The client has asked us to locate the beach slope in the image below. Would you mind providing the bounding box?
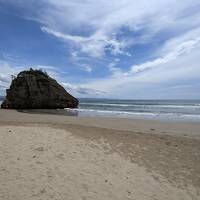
[0,109,200,200]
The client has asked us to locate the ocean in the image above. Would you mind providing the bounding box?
[1,98,200,121]
[66,99,200,121]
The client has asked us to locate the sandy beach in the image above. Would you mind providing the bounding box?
[0,109,200,200]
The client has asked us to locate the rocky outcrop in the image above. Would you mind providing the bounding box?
[1,69,78,109]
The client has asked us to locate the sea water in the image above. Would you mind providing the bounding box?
[65,99,200,121]
[1,98,200,121]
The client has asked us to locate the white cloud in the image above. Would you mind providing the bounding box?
[2,0,200,98]
[77,29,200,98]
[68,52,93,72]
[0,74,10,83]
[0,60,23,94]
[80,64,93,73]
[34,65,57,70]
[108,58,121,76]
[4,0,200,60]
[62,82,107,96]
[42,27,126,58]
[37,0,200,59]
[128,28,200,75]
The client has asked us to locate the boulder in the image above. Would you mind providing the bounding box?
[1,69,78,109]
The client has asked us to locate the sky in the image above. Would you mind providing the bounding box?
[0,0,200,99]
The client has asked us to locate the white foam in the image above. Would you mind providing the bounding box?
[66,108,154,115]
[80,103,134,107]
[80,103,200,109]
[65,108,200,120]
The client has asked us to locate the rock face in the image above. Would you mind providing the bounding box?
[1,69,78,109]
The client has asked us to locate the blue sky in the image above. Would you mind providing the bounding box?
[0,0,200,99]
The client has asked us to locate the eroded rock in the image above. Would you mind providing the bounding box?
[1,69,78,109]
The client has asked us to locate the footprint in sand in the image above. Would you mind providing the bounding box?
[56,153,65,160]
[34,147,45,152]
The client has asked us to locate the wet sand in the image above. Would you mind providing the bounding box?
[0,109,200,199]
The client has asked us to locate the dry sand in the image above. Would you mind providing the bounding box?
[0,109,200,200]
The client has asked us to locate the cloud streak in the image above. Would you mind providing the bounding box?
[62,82,107,96]
[78,28,200,98]
[4,1,200,56]
[129,30,200,75]
[1,0,200,98]
[41,26,126,58]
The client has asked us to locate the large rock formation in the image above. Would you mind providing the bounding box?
[1,69,78,109]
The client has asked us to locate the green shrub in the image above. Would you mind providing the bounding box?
[18,68,49,78]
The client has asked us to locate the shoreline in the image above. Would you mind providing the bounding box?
[0,109,200,138]
[0,109,200,199]
[22,107,200,122]
[2,98,200,123]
